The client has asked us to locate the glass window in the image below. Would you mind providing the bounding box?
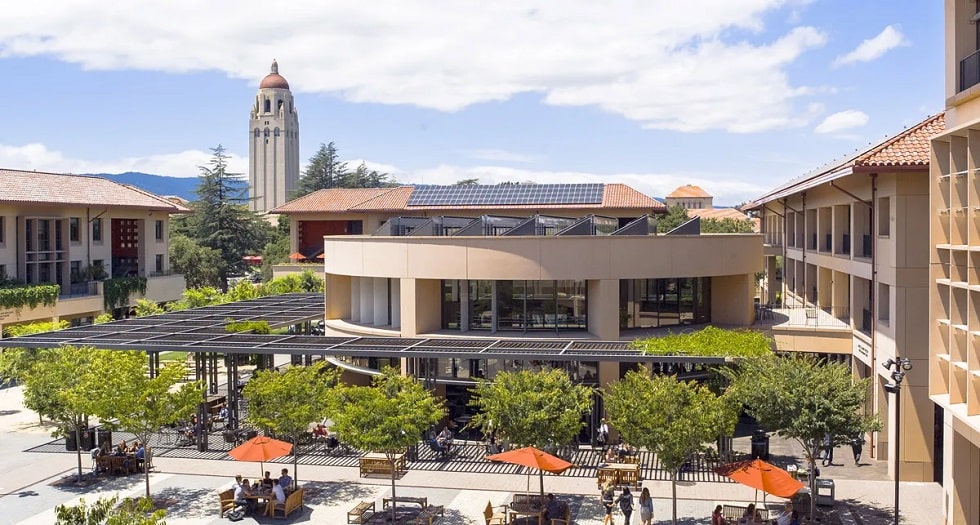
[92,218,102,242]
[556,280,587,329]
[468,280,493,330]
[0,215,4,243]
[155,220,164,240]
[441,280,461,329]
[155,254,164,274]
[69,217,80,242]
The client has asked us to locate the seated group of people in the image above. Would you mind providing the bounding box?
[232,468,293,515]
[92,439,145,473]
[428,426,454,457]
[711,502,799,525]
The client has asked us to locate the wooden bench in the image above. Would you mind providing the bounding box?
[721,503,769,522]
[348,500,376,524]
[271,487,304,520]
[412,505,445,525]
[218,488,236,517]
[359,452,406,477]
[384,496,428,510]
[513,494,546,507]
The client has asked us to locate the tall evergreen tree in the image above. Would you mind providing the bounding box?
[191,146,268,290]
[293,142,349,198]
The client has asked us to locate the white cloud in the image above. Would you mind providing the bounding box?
[833,25,907,67]
[0,143,247,177]
[0,1,824,133]
[813,110,869,134]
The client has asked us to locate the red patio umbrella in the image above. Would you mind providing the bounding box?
[228,435,293,477]
[713,458,805,501]
[288,252,306,260]
[486,446,573,500]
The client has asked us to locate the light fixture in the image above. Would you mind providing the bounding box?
[882,358,895,370]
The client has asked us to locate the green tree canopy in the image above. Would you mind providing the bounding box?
[605,370,738,525]
[88,351,202,498]
[55,496,166,525]
[701,217,756,233]
[293,143,395,199]
[630,326,773,357]
[468,369,592,451]
[242,362,341,484]
[656,204,689,233]
[331,367,444,522]
[722,354,879,518]
[169,233,224,289]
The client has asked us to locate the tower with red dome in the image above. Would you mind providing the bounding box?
[249,60,299,213]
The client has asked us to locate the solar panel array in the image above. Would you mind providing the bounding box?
[407,184,605,207]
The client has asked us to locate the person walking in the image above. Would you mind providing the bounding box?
[600,481,615,525]
[616,486,634,525]
[821,433,834,467]
[851,433,865,466]
[637,487,654,525]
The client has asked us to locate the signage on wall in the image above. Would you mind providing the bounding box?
[854,341,871,365]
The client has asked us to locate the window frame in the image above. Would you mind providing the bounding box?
[92,218,103,242]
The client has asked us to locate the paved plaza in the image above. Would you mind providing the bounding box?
[0,384,941,524]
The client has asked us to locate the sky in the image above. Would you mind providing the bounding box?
[0,1,943,206]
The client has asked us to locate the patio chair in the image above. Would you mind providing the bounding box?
[483,500,505,525]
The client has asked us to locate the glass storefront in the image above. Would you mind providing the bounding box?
[442,279,588,332]
[619,277,711,329]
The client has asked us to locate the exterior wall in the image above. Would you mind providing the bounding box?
[710,274,754,326]
[757,167,934,482]
[0,203,183,332]
[249,87,299,214]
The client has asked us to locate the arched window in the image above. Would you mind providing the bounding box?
[253,128,260,137]
[274,128,280,137]
[264,128,270,137]
[263,99,271,113]
[277,100,283,112]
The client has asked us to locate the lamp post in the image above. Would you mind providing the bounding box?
[881,357,912,525]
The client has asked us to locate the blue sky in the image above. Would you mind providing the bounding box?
[0,0,942,205]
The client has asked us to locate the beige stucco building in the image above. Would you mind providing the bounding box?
[0,170,188,333]
[928,2,980,523]
[665,184,713,210]
[249,60,300,214]
[751,113,943,487]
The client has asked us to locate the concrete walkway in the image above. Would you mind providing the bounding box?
[0,384,940,524]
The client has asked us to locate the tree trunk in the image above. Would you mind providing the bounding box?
[74,425,84,482]
[671,470,678,525]
[389,456,397,523]
[807,442,818,521]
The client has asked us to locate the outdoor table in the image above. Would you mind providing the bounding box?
[508,501,544,525]
[597,462,640,487]
[244,489,276,516]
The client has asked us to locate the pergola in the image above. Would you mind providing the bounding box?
[0,292,731,450]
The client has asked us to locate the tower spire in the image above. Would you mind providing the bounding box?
[271,59,279,75]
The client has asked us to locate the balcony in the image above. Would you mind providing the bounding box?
[861,235,872,258]
[755,305,851,330]
[961,48,980,92]
[60,281,99,299]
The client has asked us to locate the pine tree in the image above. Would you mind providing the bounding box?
[293,142,349,198]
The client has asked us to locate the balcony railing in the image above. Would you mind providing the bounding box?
[961,48,980,92]
[755,305,850,329]
[61,281,99,299]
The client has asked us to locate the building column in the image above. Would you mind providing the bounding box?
[350,277,361,323]
[460,280,469,331]
[359,278,374,325]
[588,279,619,340]
[325,274,351,321]
[373,277,389,326]
[390,279,401,329]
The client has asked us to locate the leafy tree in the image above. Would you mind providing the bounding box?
[293,142,349,198]
[468,369,592,451]
[88,351,201,498]
[454,178,479,186]
[132,299,164,318]
[656,204,689,233]
[55,495,166,525]
[169,233,224,289]
[630,326,773,357]
[17,346,103,481]
[331,367,445,522]
[242,362,341,485]
[348,162,394,188]
[189,146,270,290]
[723,355,879,520]
[605,370,737,525]
[701,217,755,233]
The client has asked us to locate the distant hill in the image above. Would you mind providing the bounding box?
[92,172,200,201]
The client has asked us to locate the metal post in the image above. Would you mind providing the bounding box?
[894,387,900,525]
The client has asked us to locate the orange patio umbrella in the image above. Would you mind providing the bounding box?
[288,252,306,260]
[713,458,805,501]
[486,446,573,500]
[228,435,293,477]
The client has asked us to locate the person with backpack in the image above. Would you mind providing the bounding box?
[616,486,634,525]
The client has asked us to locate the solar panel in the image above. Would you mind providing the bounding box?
[407,184,604,207]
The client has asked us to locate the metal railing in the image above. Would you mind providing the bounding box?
[756,305,851,329]
[60,281,99,299]
[961,48,980,92]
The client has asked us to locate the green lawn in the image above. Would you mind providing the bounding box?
[159,351,189,362]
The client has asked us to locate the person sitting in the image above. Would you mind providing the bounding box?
[740,503,762,524]
[278,468,293,493]
[437,426,453,446]
[261,471,275,489]
[772,502,794,525]
[311,423,328,441]
[217,405,229,421]
[603,446,618,464]
[114,440,128,456]
[711,504,727,525]
[233,476,255,514]
[269,481,286,515]
[134,442,145,471]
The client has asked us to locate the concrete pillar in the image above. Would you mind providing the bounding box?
[391,279,401,329]
[710,274,754,326]
[325,274,351,321]
[350,277,361,323]
[373,277,389,326]
[359,277,374,325]
[588,279,619,339]
[460,280,470,331]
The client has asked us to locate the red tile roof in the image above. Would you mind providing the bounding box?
[666,184,711,198]
[0,169,190,212]
[271,183,664,214]
[688,208,749,221]
[856,112,945,167]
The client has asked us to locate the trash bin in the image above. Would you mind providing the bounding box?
[66,428,95,451]
[816,478,835,506]
[751,429,770,460]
